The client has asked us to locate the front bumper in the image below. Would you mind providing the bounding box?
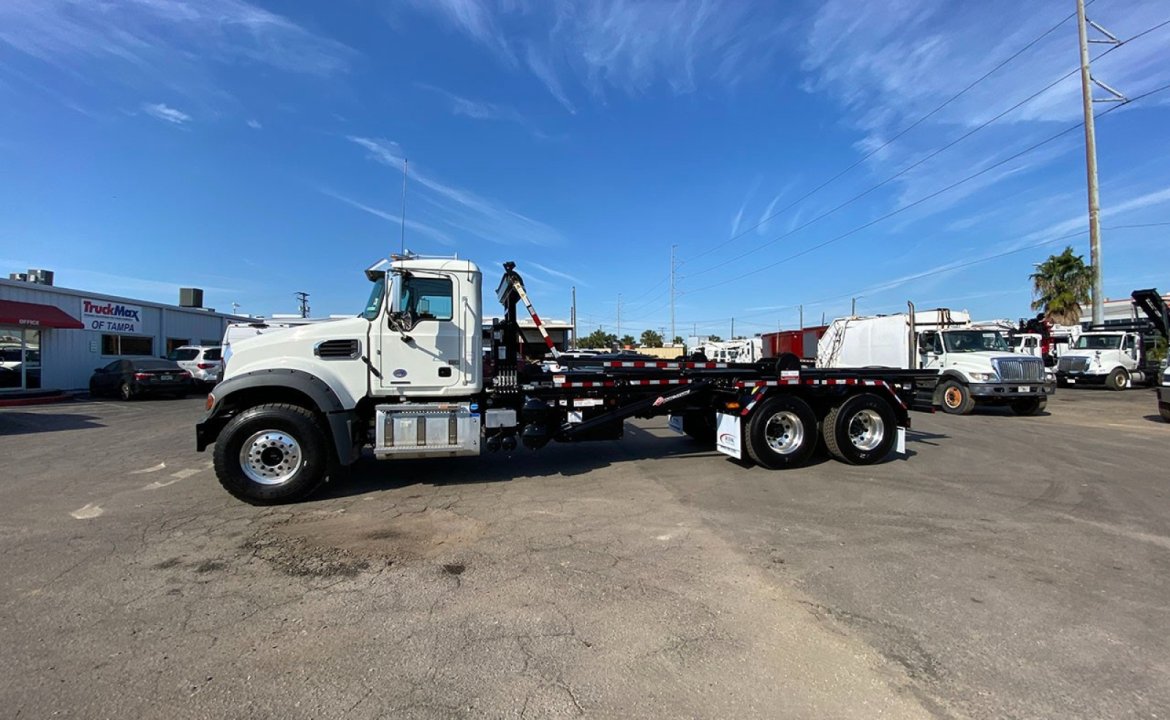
[968,381,1055,399]
[1056,371,1107,385]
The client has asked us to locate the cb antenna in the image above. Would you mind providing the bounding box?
[400,158,408,255]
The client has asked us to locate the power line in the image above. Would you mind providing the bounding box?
[687,13,1168,283]
[686,3,1089,264]
[670,222,1170,328]
[686,77,1170,295]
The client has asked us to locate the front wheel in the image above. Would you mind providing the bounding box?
[213,403,331,504]
[1010,397,1047,416]
[745,395,818,469]
[120,382,136,401]
[1105,367,1129,391]
[824,393,898,465]
[938,380,975,415]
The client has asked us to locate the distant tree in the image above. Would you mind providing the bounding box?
[1031,246,1092,325]
[640,329,664,347]
[582,328,617,349]
[620,334,637,348]
[708,335,723,343]
[672,336,685,345]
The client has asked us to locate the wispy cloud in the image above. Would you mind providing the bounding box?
[318,188,456,247]
[526,261,589,287]
[142,102,191,125]
[401,0,783,111]
[415,83,525,123]
[0,0,353,115]
[346,136,563,246]
[246,118,262,130]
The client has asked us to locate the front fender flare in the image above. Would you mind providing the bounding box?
[197,368,359,465]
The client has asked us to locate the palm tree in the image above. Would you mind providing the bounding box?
[1030,246,1092,325]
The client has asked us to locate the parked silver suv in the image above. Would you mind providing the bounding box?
[167,346,223,388]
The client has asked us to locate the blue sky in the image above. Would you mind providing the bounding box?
[2,0,1168,339]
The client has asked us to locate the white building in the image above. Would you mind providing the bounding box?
[0,272,243,393]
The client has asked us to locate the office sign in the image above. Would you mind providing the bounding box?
[82,299,143,334]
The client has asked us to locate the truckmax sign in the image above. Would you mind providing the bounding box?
[82,299,142,334]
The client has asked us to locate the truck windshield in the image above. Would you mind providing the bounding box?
[1074,334,1121,350]
[360,276,387,320]
[942,330,1009,353]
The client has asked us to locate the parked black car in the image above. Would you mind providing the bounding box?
[89,359,192,400]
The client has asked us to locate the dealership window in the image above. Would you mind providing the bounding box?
[166,337,190,355]
[102,334,154,356]
[200,339,221,346]
[0,328,41,391]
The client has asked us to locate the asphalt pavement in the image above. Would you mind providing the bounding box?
[0,387,1167,719]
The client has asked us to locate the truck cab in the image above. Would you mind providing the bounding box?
[1056,331,1146,390]
[918,328,1052,415]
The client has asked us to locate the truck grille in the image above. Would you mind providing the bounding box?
[993,357,1043,382]
[1056,356,1090,373]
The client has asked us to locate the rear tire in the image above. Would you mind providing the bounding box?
[1105,367,1129,391]
[213,403,330,504]
[824,393,898,465]
[1010,397,1047,416]
[745,395,817,469]
[938,380,975,415]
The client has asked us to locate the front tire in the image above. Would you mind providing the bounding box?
[213,403,330,504]
[1105,367,1129,391]
[1010,397,1047,416]
[938,380,975,415]
[824,393,898,465]
[120,382,136,401]
[745,395,818,469]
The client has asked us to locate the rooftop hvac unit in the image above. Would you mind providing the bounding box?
[27,269,54,285]
[179,287,204,308]
[9,272,29,282]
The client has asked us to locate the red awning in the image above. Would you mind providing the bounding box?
[0,299,84,329]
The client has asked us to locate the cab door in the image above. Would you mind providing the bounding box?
[379,271,463,395]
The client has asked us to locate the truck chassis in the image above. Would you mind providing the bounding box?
[197,263,937,504]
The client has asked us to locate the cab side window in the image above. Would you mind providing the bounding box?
[401,277,453,321]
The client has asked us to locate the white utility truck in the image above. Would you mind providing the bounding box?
[196,256,939,504]
[1055,289,1170,391]
[817,305,1054,415]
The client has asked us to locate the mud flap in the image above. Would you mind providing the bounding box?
[896,427,906,455]
[667,414,685,435]
[715,412,742,460]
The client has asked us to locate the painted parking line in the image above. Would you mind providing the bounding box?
[141,466,203,490]
[130,462,167,475]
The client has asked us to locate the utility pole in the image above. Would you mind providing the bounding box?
[730,317,735,340]
[1076,0,1124,325]
[799,304,803,330]
[616,293,622,341]
[294,291,310,318]
[669,244,678,345]
[851,297,857,316]
[570,286,577,350]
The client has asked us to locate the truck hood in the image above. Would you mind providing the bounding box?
[224,317,370,380]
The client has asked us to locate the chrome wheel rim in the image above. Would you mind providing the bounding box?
[848,409,884,451]
[239,430,302,485]
[764,411,804,455]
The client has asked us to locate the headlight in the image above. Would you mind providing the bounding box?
[969,372,997,382]
[1044,370,1055,381]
